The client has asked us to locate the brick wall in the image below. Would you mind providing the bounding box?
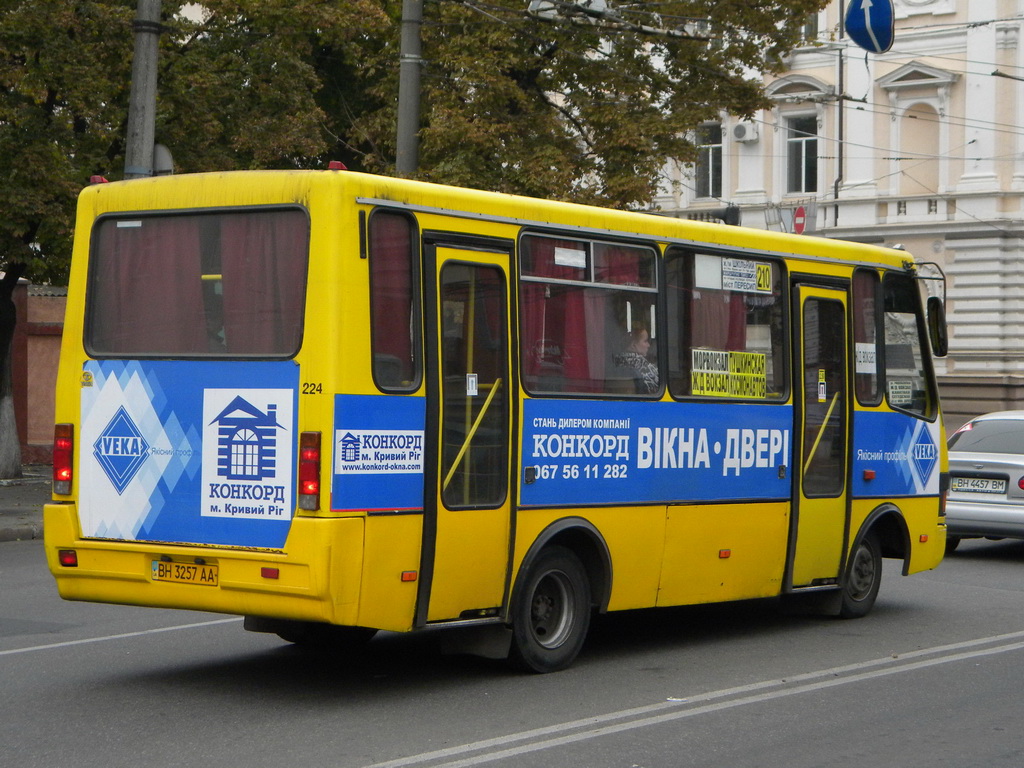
[12,281,66,464]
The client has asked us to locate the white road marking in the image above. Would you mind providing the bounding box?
[0,617,241,656]
[366,629,1024,768]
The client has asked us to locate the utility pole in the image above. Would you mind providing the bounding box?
[124,0,162,179]
[396,0,423,176]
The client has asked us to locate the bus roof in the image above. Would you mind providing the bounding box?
[78,169,913,271]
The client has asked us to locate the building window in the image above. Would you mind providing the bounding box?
[801,14,819,42]
[786,116,818,194]
[695,124,722,199]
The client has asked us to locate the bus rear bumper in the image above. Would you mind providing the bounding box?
[43,502,366,626]
[907,519,947,574]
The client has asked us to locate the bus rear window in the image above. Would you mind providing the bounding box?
[86,208,309,357]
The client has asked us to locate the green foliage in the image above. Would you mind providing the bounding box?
[0,0,826,284]
[0,1,136,283]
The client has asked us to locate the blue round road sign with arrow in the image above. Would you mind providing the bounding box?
[844,0,895,54]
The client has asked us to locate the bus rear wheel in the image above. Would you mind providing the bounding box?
[839,531,881,619]
[509,546,591,673]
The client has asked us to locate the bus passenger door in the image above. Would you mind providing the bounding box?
[790,285,850,588]
[421,243,513,624]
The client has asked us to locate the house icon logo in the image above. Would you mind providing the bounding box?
[93,406,150,494]
[338,432,361,462]
[209,396,285,481]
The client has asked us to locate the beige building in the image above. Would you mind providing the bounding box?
[656,0,1024,428]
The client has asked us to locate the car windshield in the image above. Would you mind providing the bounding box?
[948,419,1024,454]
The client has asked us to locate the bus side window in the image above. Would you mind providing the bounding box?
[519,235,658,396]
[882,273,935,418]
[852,269,882,405]
[369,210,421,392]
[665,249,786,401]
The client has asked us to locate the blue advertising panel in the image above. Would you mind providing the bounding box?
[331,394,426,512]
[845,0,895,54]
[851,411,941,497]
[521,399,793,507]
[79,360,298,548]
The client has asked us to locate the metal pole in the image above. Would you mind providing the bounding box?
[396,0,423,176]
[124,0,162,179]
[833,15,845,226]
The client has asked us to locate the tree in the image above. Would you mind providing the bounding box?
[0,0,387,475]
[0,0,826,282]
[0,0,825,474]
[348,0,829,207]
[0,0,390,287]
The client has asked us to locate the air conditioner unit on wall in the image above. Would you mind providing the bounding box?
[732,121,759,143]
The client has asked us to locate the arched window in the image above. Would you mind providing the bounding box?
[878,62,958,197]
[229,428,261,479]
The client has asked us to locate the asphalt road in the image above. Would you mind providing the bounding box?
[4,537,1024,767]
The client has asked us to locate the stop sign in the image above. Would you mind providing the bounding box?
[793,205,806,235]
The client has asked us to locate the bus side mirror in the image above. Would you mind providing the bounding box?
[927,296,948,357]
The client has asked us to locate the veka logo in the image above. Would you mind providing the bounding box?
[93,406,150,494]
[911,426,938,485]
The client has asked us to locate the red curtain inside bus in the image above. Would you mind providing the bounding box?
[369,212,418,389]
[520,237,600,392]
[220,211,308,354]
[519,237,653,394]
[89,217,206,354]
[87,209,309,357]
[690,291,749,351]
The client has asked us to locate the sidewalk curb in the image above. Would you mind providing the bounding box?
[0,465,50,543]
[0,522,44,543]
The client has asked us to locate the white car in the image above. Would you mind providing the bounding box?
[946,410,1024,552]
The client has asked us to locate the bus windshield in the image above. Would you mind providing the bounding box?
[85,207,309,358]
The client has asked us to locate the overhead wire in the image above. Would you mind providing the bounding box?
[425,0,1024,192]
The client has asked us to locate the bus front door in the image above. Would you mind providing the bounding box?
[421,244,513,624]
[790,285,850,588]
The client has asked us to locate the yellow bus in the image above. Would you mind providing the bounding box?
[45,169,949,672]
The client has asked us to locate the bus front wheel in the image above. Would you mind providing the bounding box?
[839,531,881,619]
[509,546,591,673]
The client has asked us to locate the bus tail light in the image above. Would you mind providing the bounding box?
[298,431,321,511]
[58,550,78,567]
[53,424,73,495]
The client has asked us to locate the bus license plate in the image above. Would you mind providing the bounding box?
[951,476,1006,494]
[152,560,219,586]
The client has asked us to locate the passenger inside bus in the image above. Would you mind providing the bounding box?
[612,323,659,394]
